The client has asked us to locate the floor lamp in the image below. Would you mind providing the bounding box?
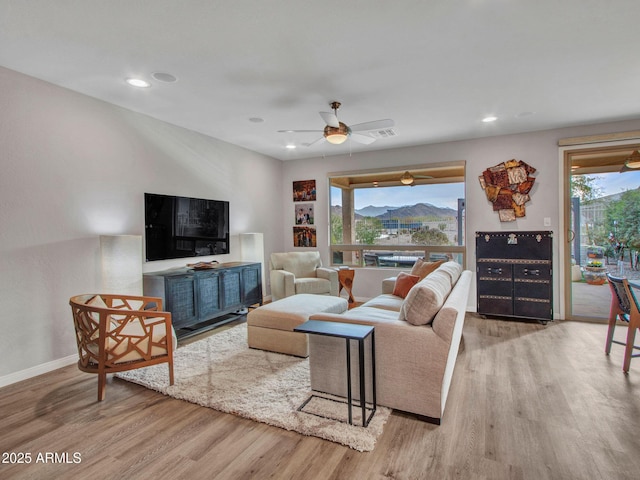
[100,235,143,295]
[239,233,265,299]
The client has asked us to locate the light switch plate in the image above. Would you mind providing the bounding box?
[544,217,551,226]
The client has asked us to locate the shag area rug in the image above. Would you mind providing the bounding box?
[116,323,391,451]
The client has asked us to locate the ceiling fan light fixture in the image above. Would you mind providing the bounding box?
[400,171,414,185]
[324,122,350,144]
[325,133,347,144]
[622,150,640,171]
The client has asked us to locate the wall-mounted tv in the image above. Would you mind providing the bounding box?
[144,193,230,262]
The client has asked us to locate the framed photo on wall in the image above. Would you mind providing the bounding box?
[293,179,316,202]
[293,226,316,247]
[294,203,314,225]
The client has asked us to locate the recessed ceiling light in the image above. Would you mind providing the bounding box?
[125,78,150,88]
[249,117,265,123]
[151,72,177,83]
[482,116,498,123]
[515,111,535,118]
[285,144,296,149]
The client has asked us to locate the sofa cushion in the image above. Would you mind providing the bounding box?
[283,256,318,278]
[111,316,175,363]
[437,261,463,285]
[399,269,452,325]
[393,272,420,298]
[86,316,176,364]
[271,252,322,278]
[410,258,445,280]
[381,277,397,295]
[310,305,401,324]
[361,294,404,312]
[295,277,331,295]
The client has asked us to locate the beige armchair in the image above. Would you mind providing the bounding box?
[269,252,339,301]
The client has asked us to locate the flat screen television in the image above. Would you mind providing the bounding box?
[144,193,230,261]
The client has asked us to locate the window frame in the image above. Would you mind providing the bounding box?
[328,162,466,268]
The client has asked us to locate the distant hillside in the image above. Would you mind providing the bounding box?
[377,203,456,219]
[332,203,456,220]
[356,205,400,217]
[331,205,363,219]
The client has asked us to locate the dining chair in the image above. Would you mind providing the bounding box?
[605,274,640,373]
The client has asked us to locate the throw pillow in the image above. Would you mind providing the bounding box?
[410,258,446,280]
[399,270,452,325]
[392,272,420,298]
[437,261,463,285]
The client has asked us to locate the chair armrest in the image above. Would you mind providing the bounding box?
[100,294,164,311]
[382,277,397,295]
[317,267,339,296]
[270,270,296,301]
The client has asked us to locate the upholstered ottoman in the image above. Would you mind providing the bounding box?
[247,294,348,357]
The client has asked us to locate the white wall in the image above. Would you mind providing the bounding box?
[3,61,640,385]
[281,118,640,310]
[0,67,284,382]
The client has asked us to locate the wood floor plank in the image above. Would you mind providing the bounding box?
[1,315,640,480]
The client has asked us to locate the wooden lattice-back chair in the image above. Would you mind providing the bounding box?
[605,274,640,373]
[70,293,176,400]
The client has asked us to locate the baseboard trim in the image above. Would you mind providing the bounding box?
[0,354,77,389]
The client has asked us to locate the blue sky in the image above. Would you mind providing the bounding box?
[331,183,465,210]
[595,171,640,197]
[330,171,639,211]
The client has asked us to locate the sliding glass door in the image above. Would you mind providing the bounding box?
[563,144,640,321]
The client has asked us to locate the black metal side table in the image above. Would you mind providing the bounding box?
[294,319,376,427]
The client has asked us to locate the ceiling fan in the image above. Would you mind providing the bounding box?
[278,101,395,146]
[400,171,433,185]
[620,150,640,172]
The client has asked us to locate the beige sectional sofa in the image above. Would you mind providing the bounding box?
[307,261,471,423]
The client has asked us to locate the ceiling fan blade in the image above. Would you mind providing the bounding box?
[414,175,434,179]
[350,119,395,132]
[350,133,376,145]
[277,129,323,133]
[319,111,340,128]
[306,136,326,147]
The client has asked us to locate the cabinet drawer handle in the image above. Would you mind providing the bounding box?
[523,269,540,276]
[487,268,502,275]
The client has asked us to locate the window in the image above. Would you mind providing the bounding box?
[329,162,466,267]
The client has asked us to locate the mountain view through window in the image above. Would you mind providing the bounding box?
[330,182,465,267]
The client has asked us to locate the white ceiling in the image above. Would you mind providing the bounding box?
[1,1,639,161]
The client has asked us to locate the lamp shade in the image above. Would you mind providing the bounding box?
[100,235,143,295]
[239,233,265,298]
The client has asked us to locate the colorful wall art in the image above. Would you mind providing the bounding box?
[479,159,537,222]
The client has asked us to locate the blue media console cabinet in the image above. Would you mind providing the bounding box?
[143,261,262,339]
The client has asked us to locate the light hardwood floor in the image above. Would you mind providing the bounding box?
[1,314,639,480]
